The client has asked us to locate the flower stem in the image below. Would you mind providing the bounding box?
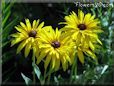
[33,55,36,85]
[74,57,77,80]
[46,68,53,84]
[41,69,46,85]
[33,70,36,84]
[47,72,51,84]
[70,55,77,83]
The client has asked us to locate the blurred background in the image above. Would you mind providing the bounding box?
[1,1,114,85]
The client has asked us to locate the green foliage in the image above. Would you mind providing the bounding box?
[21,73,32,85]
[32,62,41,80]
[2,1,23,84]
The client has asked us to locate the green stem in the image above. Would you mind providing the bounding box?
[46,68,53,84]
[74,57,77,80]
[70,55,77,83]
[70,62,74,82]
[47,72,51,84]
[41,65,53,85]
[41,69,46,85]
[33,70,36,84]
[33,56,36,85]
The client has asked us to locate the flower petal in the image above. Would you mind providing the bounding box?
[85,50,97,60]
[37,22,44,29]
[20,22,27,31]
[33,19,40,29]
[25,19,31,31]
[15,26,28,37]
[44,54,52,70]
[24,42,31,57]
[55,58,60,71]
[52,55,56,70]
[77,49,84,64]
[36,51,47,64]
[16,39,28,54]
[78,9,84,23]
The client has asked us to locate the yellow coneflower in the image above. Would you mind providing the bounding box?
[60,9,102,63]
[11,19,44,58]
[36,26,75,71]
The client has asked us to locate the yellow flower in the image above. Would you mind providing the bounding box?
[36,26,74,71]
[60,10,102,63]
[11,19,44,58]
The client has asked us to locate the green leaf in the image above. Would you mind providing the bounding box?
[101,65,108,75]
[3,2,14,15]
[2,16,18,42]
[1,40,11,48]
[21,73,32,85]
[54,76,59,84]
[32,62,41,80]
[2,11,11,27]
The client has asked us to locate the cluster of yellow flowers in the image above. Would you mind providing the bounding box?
[11,10,102,71]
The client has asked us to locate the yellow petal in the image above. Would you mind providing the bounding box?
[55,59,60,71]
[44,54,52,70]
[76,32,81,45]
[72,31,79,40]
[35,47,40,59]
[60,26,75,32]
[55,52,59,59]
[52,55,56,70]
[65,54,71,64]
[25,19,31,31]
[93,29,103,33]
[60,56,67,71]
[36,51,47,64]
[39,33,50,43]
[49,27,55,39]
[87,19,100,28]
[32,20,36,28]
[15,26,28,37]
[39,44,51,48]
[30,37,35,43]
[97,38,102,45]
[11,33,20,37]
[20,22,27,31]
[11,37,24,46]
[55,28,61,40]
[89,41,95,51]
[65,16,71,23]
[60,32,73,42]
[32,46,37,60]
[85,50,97,60]
[16,39,28,54]
[40,29,53,41]
[37,22,44,29]
[77,49,84,64]
[42,26,52,32]
[90,15,95,20]
[33,19,39,29]
[24,42,31,57]
[71,11,79,24]
[84,13,91,24]
[78,10,84,23]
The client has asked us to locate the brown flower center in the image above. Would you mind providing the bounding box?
[51,41,61,48]
[29,30,37,38]
[78,24,86,30]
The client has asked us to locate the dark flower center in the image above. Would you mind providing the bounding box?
[51,41,61,48]
[29,30,37,38]
[78,24,86,30]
